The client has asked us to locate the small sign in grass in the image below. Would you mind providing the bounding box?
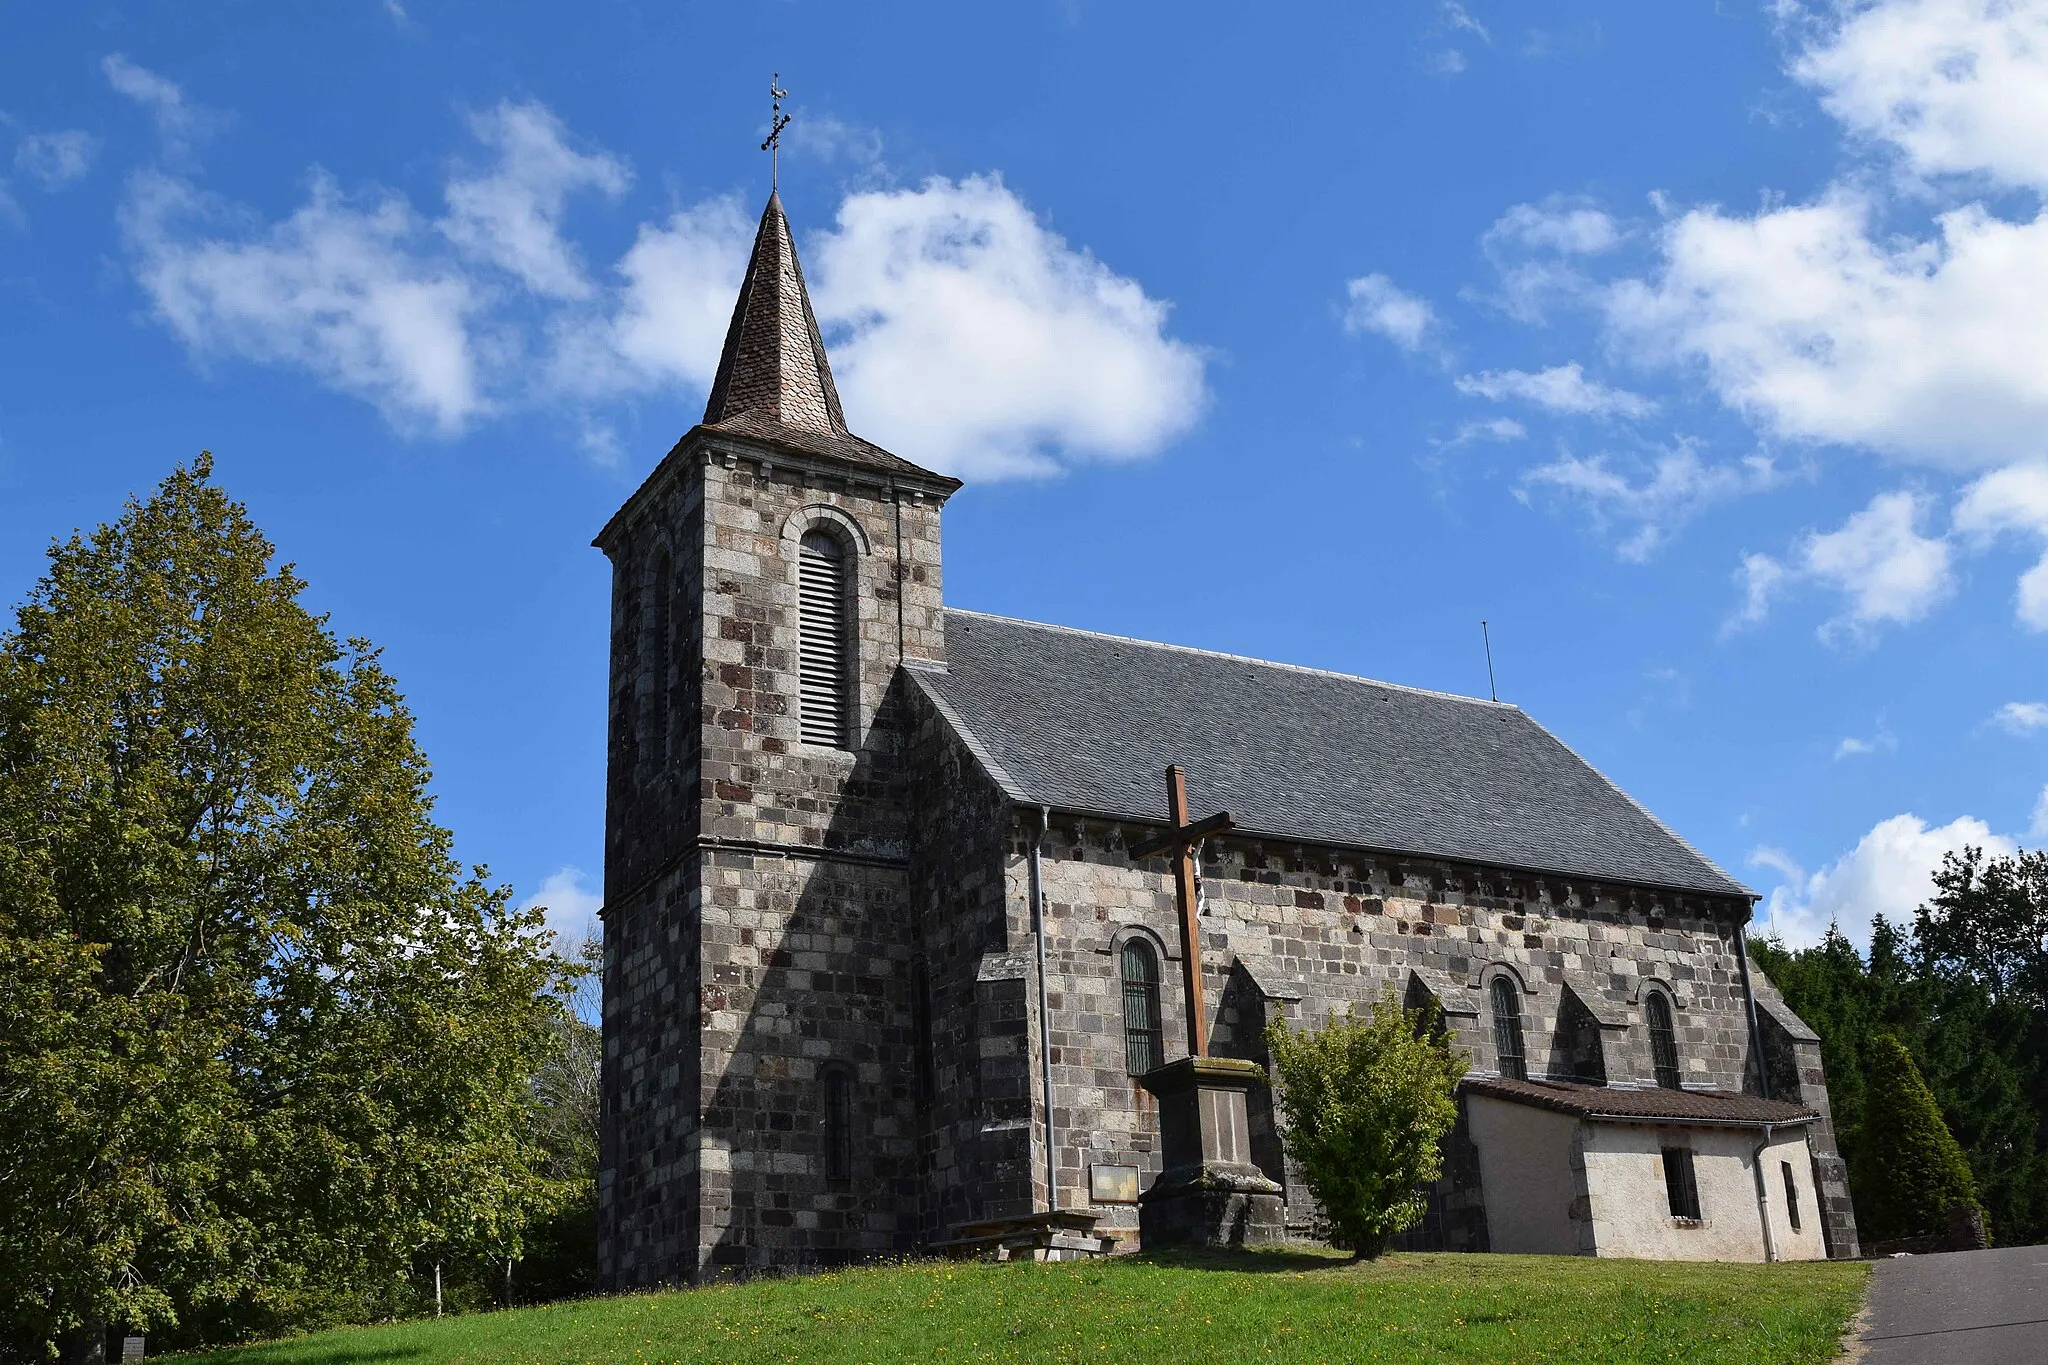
[181,1248,1868,1365]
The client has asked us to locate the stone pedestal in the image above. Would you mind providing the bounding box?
[1137,1056,1287,1249]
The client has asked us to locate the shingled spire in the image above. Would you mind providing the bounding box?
[702,192,848,437]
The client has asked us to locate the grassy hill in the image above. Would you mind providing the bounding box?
[183,1248,1868,1365]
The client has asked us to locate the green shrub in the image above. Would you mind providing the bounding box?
[1856,1033,1982,1242]
[1266,988,1466,1259]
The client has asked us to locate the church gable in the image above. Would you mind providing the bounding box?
[916,609,1747,899]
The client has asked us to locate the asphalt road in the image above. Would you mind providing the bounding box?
[1859,1244,2048,1363]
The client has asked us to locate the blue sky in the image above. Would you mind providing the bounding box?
[5,0,2046,951]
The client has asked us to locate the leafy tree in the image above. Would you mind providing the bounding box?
[1266,988,1466,1260]
[0,458,571,1360]
[1856,1034,1981,1243]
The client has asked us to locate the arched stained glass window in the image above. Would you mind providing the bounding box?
[1120,939,1163,1076]
[1647,991,1683,1090]
[797,530,851,748]
[1490,976,1527,1081]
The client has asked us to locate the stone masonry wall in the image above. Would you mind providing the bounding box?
[598,463,704,1289]
[905,677,1034,1244]
[1009,815,1773,1249]
[599,431,955,1284]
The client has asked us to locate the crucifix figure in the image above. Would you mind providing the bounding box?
[761,73,792,191]
[1128,765,1234,1059]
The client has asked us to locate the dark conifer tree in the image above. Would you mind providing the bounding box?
[1856,1034,1981,1243]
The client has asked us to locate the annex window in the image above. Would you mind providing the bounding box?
[1647,991,1683,1090]
[1120,938,1164,1076]
[1782,1161,1802,1232]
[1490,977,1527,1081]
[1662,1147,1702,1222]
[797,529,852,748]
[821,1066,853,1183]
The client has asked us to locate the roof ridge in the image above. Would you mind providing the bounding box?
[944,608,1519,711]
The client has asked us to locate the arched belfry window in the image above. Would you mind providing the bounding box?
[797,529,852,748]
[1490,976,1528,1081]
[1120,938,1163,1076]
[1647,991,1683,1090]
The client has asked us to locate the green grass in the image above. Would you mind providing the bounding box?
[183,1248,1870,1365]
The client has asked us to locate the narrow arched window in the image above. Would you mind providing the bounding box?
[1490,977,1527,1081]
[797,530,851,748]
[647,548,672,775]
[1647,991,1682,1090]
[821,1066,852,1183]
[1120,939,1163,1076]
[911,956,935,1115]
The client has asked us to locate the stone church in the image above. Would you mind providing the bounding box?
[594,193,1861,1284]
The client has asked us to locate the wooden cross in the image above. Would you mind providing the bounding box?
[1128,765,1234,1058]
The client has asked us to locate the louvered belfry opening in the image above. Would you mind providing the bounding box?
[798,529,852,747]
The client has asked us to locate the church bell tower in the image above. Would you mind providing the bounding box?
[592,193,961,1285]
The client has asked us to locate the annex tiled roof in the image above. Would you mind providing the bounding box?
[914,610,1751,899]
[1463,1076,1816,1126]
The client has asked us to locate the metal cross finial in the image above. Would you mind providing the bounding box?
[762,73,792,191]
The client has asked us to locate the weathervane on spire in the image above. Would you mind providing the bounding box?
[762,73,791,192]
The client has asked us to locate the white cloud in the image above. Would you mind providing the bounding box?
[1484,201,1623,256]
[1522,445,1780,560]
[1442,0,1490,41]
[1803,489,1954,634]
[1611,193,2048,470]
[1954,461,2048,629]
[1731,551,1788,630]
[586,197,753,393]
[1757,811,2014,948]
[1789,0,2048,190]
[1343,272,1440,352]
[1601,3,2048,474]
[1455,362,1655,419]
[438,101,629,300]
[520,865,602,955]
[1446,417,1527,445]
[1833,718,1895,759]
[120,170,484,434]
[1726,489,1953,640]
[102,54,220,158]
[113,106,1200,477]
[811,175,1208,478]
[788,112,886,174]
[1749,844,1806,885]
[1991,700,2048,733]
[1477,200,1623,324]
[14,130,97,188]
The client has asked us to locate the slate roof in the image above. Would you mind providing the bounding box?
[913,610,1750,899]
[1463,1076,1815,1126]
[699,194,954,486]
